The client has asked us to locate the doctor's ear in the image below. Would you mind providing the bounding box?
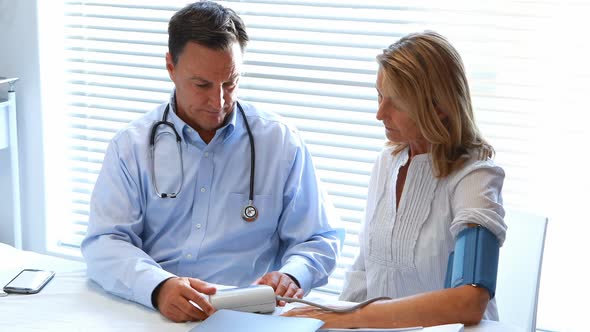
[165,53,176,80]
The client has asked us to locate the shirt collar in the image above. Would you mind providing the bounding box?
[165,90,239,147]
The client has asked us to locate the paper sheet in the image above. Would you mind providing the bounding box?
[320,327,422,331]
[320,323,463,332]
[189,309,323,332]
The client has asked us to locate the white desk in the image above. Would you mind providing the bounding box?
[0,244,523,332]
[0,243,199,331]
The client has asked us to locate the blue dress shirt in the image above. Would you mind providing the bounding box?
[81,96,343,309]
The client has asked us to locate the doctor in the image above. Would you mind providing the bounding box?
[81,1,342,323]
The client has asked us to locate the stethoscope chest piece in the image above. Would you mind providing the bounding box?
[241,203,258,222]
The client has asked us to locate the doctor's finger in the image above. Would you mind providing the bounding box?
[168,301,202,322]
[255,272,280,289]
[162,302,190,323]
[274,274,293,296]
[294,287,304,299]
[176,298,208,321]
[277,281,300,306]
[186,279,216,314]
[281,282,299,299]
[182,288,215,316]
[188,278,217,295]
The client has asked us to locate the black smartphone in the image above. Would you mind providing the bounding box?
[3,269,55,294]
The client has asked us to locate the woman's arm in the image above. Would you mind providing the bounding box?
[284,284,489,328]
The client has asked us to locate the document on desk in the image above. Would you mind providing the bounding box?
[189,309,323,332]
[319,328,421,331]
[320,323,463,332]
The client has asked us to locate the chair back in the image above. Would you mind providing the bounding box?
[495,210,548,332]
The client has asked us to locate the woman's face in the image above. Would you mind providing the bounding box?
[375,70,423,144]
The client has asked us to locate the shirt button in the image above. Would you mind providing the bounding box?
[196,224,201,229]
[200,187,206,192]
[204,152,209,158]
[186,254,192,259]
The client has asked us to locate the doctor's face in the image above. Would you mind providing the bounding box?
[166,41,243,143]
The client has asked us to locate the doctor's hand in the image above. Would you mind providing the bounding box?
[254,271,304,306]
[155,277,217,322]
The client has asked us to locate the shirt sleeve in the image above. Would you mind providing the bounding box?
[449,160,507,246]
[81,136,175,310]
[276,133,344,293]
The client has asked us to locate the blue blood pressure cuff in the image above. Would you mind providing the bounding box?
[444,226,499,299]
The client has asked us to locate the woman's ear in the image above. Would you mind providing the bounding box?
[432,98,448,121]
[435,106,448,121]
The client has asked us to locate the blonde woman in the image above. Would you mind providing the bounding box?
[284,31,506,328]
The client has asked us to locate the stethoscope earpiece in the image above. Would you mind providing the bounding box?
[241,203,258,222]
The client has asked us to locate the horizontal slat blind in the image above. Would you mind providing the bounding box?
[58,0,552,309]
[219,0,537,295]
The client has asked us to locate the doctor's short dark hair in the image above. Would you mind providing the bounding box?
[168,1,249,64]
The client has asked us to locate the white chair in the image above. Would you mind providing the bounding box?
[495,210,548,332]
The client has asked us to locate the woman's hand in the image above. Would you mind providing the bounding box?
[282,306,359,329]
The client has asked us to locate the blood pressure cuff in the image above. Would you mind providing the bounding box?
[444,226,499,299]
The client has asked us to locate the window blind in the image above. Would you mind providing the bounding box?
[51,1,581,329]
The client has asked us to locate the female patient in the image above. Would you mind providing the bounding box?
[284,31,506,328]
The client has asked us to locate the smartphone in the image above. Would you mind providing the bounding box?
[3,269,55,294]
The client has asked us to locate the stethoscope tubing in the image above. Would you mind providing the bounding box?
[149,101,257,221]
[237,103,255,205]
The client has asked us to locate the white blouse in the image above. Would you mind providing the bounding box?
[340,146,506,321]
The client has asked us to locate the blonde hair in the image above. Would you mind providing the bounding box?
[377,31,494,177]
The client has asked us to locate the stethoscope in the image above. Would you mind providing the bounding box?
[149,101,258,222]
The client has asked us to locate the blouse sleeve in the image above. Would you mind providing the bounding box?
[449,160,507,246]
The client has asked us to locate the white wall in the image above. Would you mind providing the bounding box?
[0,141,15,245]
[0,0,46,251]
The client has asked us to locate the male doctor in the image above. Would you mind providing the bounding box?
[82,1,342,323]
